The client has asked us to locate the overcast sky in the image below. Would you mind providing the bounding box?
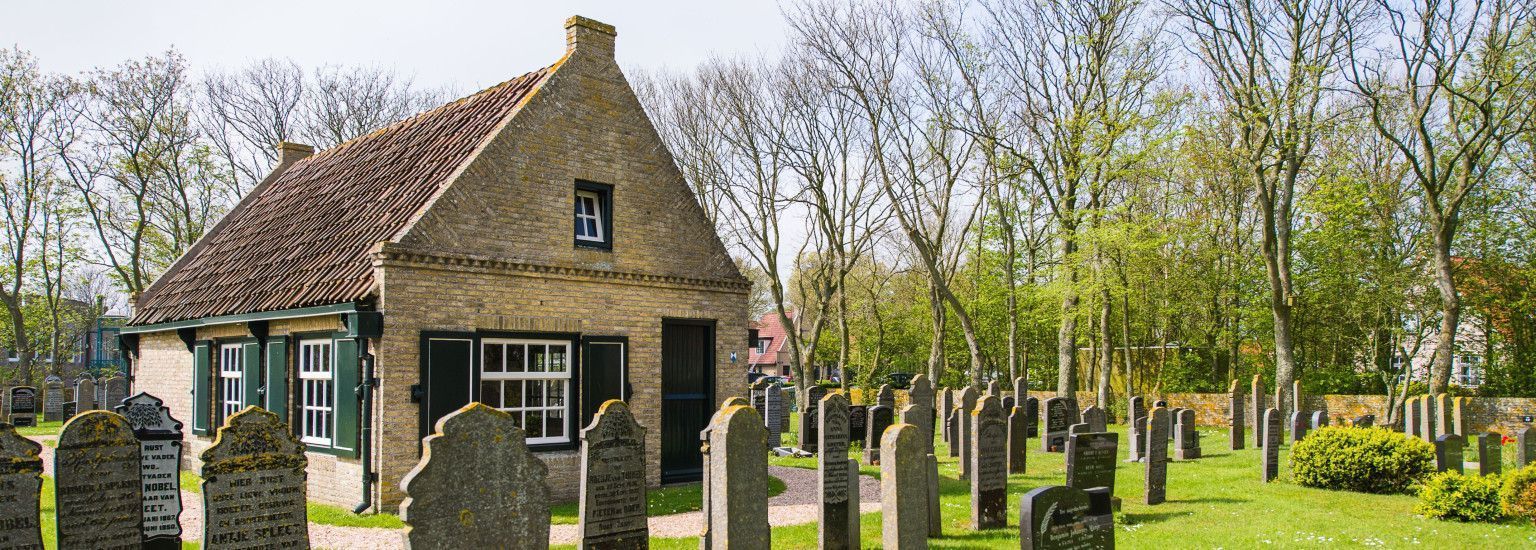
[3,0,788,92]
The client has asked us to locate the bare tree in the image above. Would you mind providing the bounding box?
[198,58,306,191]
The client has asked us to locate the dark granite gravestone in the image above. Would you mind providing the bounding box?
[703,403,770,547]
[904,374,936,454]
[1229,379,1244,451]
[750,379,769,432]
[780,390,791,434]
[956,387,979,479]
[1175,408,1201,460]
[102,376,127,408]
[818,393,854,550]
[1024,395,1040,438]
[970,396,1007,530]
[947,409,962,458]
[849,405,868,445]
[1519,427,1536,468]
[1310,411,1328,431]
[1082,406,1108,433]
[1008,405,1028,474]
[1127,396,1146,457]
[876,384,896,409]
[60,401,76,420]
[577,400,648,548]
[74,377,95,411]
[1352,415,1375,428]
[1166,407,1181,436]
[1476,432,1502,477]
[939,388,954,445]
[1404,396,1421,438]
[0,423,43,549]
[201,407,309,550]
[6,387,36,427]
[55,410,143,549]
[1262,408,1281,482]
[401,403,548,549]
[866,405,894,465]
[1003,395,1016,411]
[764,382,784,447]
[1144,407,1169,505]
[1042,397,1071,452]
[1127,416,1147,462]
[1066,432,1119,494]
[1251,375,1265,448]
[42,376,63,422]
[802,386,828,453]
[1434,434,1465,474]
[1288,411,1307,443]
[116,392,185,549]
[880,423,927,549]
[1020,485,1114,550]
[1067,423,1090,437]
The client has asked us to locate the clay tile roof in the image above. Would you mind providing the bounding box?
[129,66,554,326]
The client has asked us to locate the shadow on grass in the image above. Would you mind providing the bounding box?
[1121,509,1194,524]
[1175,496,1248,504]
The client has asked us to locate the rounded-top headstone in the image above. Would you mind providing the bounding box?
[402,403,549,549]
[578,400,647,547]
[55,410,143,548]
[0,423,43,549]
[201,407,308,550]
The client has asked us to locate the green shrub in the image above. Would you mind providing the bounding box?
[1416,471,1506,522]
[1502,464,1536,523]
[1289,426,1434,493]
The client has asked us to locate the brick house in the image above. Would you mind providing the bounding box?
[121,16,749,509]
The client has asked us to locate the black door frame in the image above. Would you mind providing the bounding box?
[660,318,716,484]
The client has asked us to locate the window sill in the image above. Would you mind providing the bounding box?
[574,241,613,252]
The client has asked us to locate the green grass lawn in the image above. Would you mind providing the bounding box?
[17,420,61,437]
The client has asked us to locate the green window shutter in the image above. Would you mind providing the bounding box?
[242,342,262,410]
[265,337,289,422]
[193,341,212,435]
[333,337,360,458]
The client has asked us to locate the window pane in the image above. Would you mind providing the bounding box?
[530,346,547,372]
[547,381,564,407]
[526,411,543,438]
[483,344,503,373]
[506,380,523,408]
[528,380,544,406]
[507,345,526,373]
[549,346,567,372]
[584,218,599,237]
[545,409,563,438]
[481,381,502,408]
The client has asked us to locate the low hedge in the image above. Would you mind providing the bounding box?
[1288,426,1434,494]
[1502,464,1536,523]
[1417,471,1505,522]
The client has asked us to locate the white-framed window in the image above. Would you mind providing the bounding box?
[480,339,571,445]
[298,340,335,446]
[219,344,244,422]
[1455,354,1484,387]
[575,189,605,243]
[755,337,771,355]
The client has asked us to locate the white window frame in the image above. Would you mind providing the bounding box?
[575,189,605,243]
[218,344,244,423]
[755,337,771,355]
[298,340,336,446]
[480,338,572,445]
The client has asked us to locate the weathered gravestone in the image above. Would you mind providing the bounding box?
[1262,408,1281,482]
[1420,395,1437,443]
[780,391,791,435]
[1082,406,1107,434]
[401,403,547,549]
[0,423,43,549]
[1477,432,1502,477]
[876,384,896,409]
[42,376,63,422]
[1310,411,1328,431]
[702,404,769,548]
[1067,423,1090,437]
[1452,397,1470,437]
[1042,397,1071,453]
[939,388,954,445]
[802,386,828,453]
[819,393,855,550]
[1175,409,1201,460]
[74,377,95,412]
[7,387,35,427]
[880,423,927,550]
[764,383,784,448]
[1067,432,1119,495]
[1405,396,1422,439]
[60,401,76,420]
[1229,380,1244,450]
[1435,434,1465,474]
[1353,415,1375,428]
[956,387,979,478]
[1251,375,1264,448]
[117,392,185,549]
[102,376,127,408]
[849,405,868,446]
[699,398,748,548]
[1002,395,1015,412]
[751,379,771,445]
[1288,411,1307,443]
[926,453,941,538]
[1520,427,1536,468]
[1435,394,1454,440]
[946,409,962,458]
[1007,405,1028,474]
[1127,415,1147,463]
[1166,407,1181,436]
[1023,395,1040,438]
[866,405,894,465]
[904,374,936,454]
[1144,407,1169,505]
[970,396,1007,530]
[202,407,308,550]
[55,410,142,549]
[986,379,1001,398]
[578,400,647,548]
[1127,396,1146,459]
[1020,486,1114,550]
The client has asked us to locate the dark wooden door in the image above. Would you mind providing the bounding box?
[582,337,628,426]
[420,336,475,440]
[661,320,714,483]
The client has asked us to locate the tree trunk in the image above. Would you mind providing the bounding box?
[1057,235,1079,396]
[1429,219,1458,394]
[1098,289,1112,409]
[928,282,947,384]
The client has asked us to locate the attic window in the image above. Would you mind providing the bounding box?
[574,181,613,249]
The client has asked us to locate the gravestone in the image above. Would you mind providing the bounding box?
[904,374,936,454]
[939,388,954,444]
[102,376,127,408]
[780,391,791,434]
[1008,405,1028,474]
[1291,380,1303,415]
[986,379,1001,397]
[1175,408,1201,460]
[1002,396,1015,411]
[60,401,76,420]
[750,379,769,436]
[703,404,769,548]
[55,410,143,548]
[764,383,784,447]
[1310,411,1328,431]
[1067,423,1090,437]
[202,407,309,550]
[802,386,828,453]
[1420,395,1436,442]
[401,403,547,549]
[1262,408,1281,482]
[946,409,962,458]
[880,423,927,550]
[1082,406,1107,433]
[74,377,96,411]
[876,384,896,409]
[0,423,43,549]
[970,396,1007,530]
[116,393,185,549]
[1066,432,1119,494]
[1229,380,1244,450]
[1127,415,1147,462]
[578,400,648,548]
[1434,434,1465,474]
[1166,407,1181,436]
[1404,396,1421,439]
[865,405,894,465]
[1476,432,1501,477]
[1451,397,1469,436]
[1434,393,1453,440]
[1144,407,1169,504]
[1128,396,1146,459]
[1023,395,1040,438]
[1042,397,1071,452]
[1020,485,1114,550]
[6,387,36,427]
[926,453,941,538]
[849,405,868,446]
[1288,411,1307,443]
[1353,415,1374,428]
[818,393,855,550]
[1519,427,1536,468]
[956,386,979,479]
[1251,375,1264,448]
[42,376,63,422]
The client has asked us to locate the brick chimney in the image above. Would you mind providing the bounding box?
[565,15,616,58]
[277,141,314,167]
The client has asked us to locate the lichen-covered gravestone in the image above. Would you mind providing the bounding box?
[0,423,43,549]
[1435,434,1465,474]
[1519,427,1536,468]
[1066,432,1118,494]
[74,377,95,412]
[102,376,127,409]
[970,396,1007,530]
[116,392,185,549]
[1476,432,1501,476]
[1082,406,1107,433]
[42,376,63,423]
[575,400,648,549]
[1019,485,1114,549]
[1144,407,1170,505]
[402,403,548,549]
[704,404,769,548]
[956,387,979,479]
[1262,408,1281,482]
[904,375,936,449]
[55,410,143,549]
[819,393,855,550]
[201,407,308,550]
[865,405,894,465]
[7,387,36,427]
[880,423,927,549]
[1175,409,1201,460]
[1007,404,1028,474]
[1228,380,1244,450]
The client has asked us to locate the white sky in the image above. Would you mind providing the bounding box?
[2,0,788,91]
